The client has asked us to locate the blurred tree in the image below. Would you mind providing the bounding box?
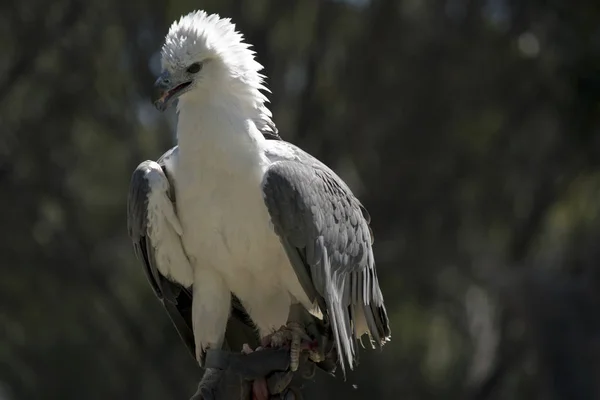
[1,0,600,399]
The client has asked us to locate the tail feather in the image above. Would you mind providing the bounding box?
[322,252,391,378]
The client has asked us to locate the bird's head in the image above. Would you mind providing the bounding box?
[153,10,267,112]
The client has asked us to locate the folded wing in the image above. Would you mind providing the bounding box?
[261,156,391,375]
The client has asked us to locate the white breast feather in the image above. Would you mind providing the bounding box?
[174,106,315,343]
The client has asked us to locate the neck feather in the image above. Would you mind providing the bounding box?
[176,91,268,170]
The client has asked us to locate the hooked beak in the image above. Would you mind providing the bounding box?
[152,71,192,111]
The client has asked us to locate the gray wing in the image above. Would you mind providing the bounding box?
[127,148,260,358]
[127,152,198,356]
[262,157,391,374]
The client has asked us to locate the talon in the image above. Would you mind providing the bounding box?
[261,322,327,372]
[289,328,301,371]
[308,349,325,363]
[242,343,254,354]
[300,339,325,363]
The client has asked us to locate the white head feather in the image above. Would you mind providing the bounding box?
[159,10,275,134]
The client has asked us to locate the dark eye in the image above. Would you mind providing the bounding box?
[186,62,202,74]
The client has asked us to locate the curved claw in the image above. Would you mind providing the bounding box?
[265,321,324,372]
[289,322,302,371]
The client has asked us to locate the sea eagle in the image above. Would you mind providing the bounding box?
[127,9,390,391]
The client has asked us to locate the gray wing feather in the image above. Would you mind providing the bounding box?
[128,160,173,301]
[127,157,197,354]
[262,160,390,375]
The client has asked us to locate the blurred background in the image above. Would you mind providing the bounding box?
[2,0,600,399]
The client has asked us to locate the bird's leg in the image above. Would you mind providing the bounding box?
[262,321,323,372]
[191,269,231,367]
[272,321,307,371]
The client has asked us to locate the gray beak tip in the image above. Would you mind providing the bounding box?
[152,72,191,112]
[152,72,172,111]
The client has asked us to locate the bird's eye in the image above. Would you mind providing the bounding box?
[186,62,202,74]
